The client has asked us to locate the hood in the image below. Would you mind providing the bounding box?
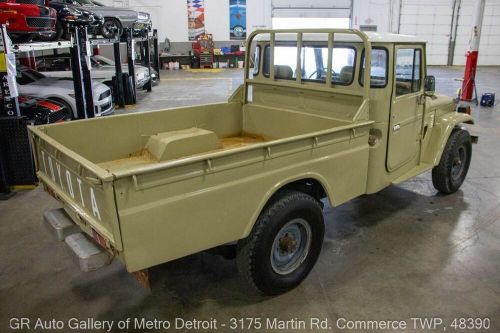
[428,93,456,113]
[81,5,138,19]
[32,77,103,90]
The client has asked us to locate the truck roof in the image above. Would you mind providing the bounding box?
[254,31,427,44]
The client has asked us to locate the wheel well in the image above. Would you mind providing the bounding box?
[270,178,327,205]
[104,17,122,26]
[46,97,74,118]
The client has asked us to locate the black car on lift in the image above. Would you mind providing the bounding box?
[42,0,103,41]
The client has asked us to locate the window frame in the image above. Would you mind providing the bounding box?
[359,46,389,89]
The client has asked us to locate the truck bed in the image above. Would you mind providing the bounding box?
[30,95,373,272]
[97,133,268,172]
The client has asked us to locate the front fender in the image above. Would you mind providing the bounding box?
[424,112,474,166]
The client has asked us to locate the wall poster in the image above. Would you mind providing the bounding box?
[188,0,205,41]
[230,0,246,40]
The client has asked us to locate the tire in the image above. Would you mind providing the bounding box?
[432,129,472,194]
[47,98,74,120]
[236,190,324,295]
[100,18,122,39]
[38,20,63,41]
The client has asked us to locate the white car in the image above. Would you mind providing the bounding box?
[36,54,158,89]
[16,66,114,119]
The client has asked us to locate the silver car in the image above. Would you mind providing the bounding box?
[37,54,158,89]
[16,66,114,119]
[65,0,151,38]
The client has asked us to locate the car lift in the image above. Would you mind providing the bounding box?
[0,24,159,199]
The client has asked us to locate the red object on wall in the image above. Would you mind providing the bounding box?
[461,50,478,101]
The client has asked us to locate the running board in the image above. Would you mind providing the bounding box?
[392,163,433,185]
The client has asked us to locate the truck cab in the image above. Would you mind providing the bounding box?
[247,30,474,194]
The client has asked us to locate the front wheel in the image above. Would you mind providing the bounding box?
[432,129,472,194]
[236,190,324,295]
[100,18,122,39]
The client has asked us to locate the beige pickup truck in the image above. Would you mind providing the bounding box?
[30,29,476,295]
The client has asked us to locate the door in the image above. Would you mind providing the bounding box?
[387,45,424,171]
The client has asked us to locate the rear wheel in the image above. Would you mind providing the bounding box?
[432,129,472,194]
[236,190,324,295]
[101,18,122,39]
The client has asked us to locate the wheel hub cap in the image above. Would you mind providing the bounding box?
[271,219,312,275]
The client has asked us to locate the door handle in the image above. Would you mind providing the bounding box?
[393,124,401,132]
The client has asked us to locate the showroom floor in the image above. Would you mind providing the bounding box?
[1,67,499,332]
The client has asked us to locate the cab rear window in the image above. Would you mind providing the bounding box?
[263,44,356,85]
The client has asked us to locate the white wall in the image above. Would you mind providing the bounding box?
[352,0,500,65]
[100,0,500,65]
[453,0,500,65]
[99,0,271,42]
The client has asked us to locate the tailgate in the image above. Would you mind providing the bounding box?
[30,127,122,251]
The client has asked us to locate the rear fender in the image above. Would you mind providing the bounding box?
[242,173,333,238]
[424,112,474,166]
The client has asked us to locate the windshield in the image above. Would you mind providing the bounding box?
[91,55,115,67]
[16,68,46,85]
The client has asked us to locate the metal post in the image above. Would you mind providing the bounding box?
[0,140,14,200]
[80,26,95,118]
[126,28,136,104]
[70,25,89,119]
[144,38,152,92]
[461,0,485,102]
[152,29,160,80]
[113,41,125,107]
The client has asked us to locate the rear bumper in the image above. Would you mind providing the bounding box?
[44,208,112,272]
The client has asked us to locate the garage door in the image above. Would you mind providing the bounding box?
[271,0,352,18]
[399,0,453,65]
[453,0,500,66]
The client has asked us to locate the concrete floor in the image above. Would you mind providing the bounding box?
[1,67,499,332]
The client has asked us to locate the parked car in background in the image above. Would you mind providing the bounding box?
[43,0,103,41]
[16,66,114,119]
[0,0,57,42]
[36,54,158,89]
[51,0,151,38]
[18,96,67,125]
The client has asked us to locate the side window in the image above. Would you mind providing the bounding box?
[263,45,297,80]
[360,48,388,87]
[395,48,422,96]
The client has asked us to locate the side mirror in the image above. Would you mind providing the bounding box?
[424,75,435,95]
